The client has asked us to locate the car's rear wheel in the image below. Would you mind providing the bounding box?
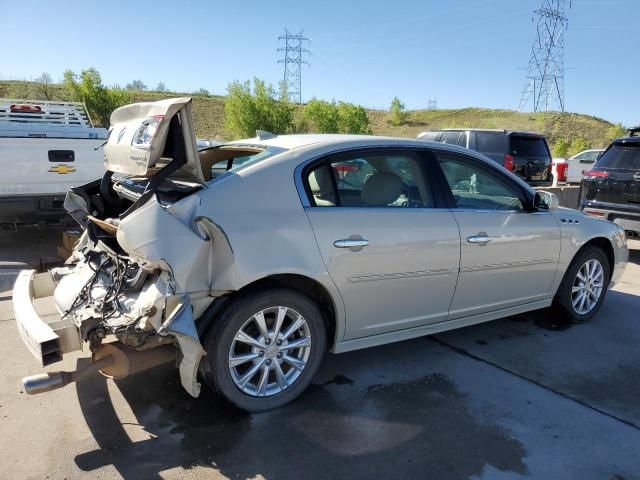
[202,288,326,412]
[553,246,610,323]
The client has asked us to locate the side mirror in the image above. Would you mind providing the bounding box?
[533,190,559,211]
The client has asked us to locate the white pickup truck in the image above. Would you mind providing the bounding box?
[0,99,107,227]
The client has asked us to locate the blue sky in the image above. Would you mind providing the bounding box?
[1,0,638,125]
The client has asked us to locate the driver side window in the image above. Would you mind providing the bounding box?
[438,155,525,211]
[306,153,433,208]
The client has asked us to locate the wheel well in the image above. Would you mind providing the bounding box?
[207,274,338,348]
[578,237,615,278]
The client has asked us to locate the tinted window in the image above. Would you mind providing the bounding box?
[438,155,524,211]
[595,145,640,170]
[419,132,440,142]
[307,153,432,208]
[509,136,549,157]
[475,133,504,153]
[440,132,462,145]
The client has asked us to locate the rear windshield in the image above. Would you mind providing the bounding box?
[595,145,640,170]
[509,136,549,157]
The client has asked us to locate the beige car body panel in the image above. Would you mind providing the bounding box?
[12,98,629,397]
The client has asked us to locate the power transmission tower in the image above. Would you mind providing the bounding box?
[427,99,438,110]
[519,0,570,112]
[277,29,310,103]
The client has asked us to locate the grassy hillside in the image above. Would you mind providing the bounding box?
[0,80,617,148]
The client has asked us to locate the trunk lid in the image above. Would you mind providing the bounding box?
[104,97,203,182]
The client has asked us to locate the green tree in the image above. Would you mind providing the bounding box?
[606,122,626,142]
[155,82,167,92]
[303,99,371,134]
[303,99,340,133]
[63,68,131,127]
[552,138,570,158]
[567,137,592,157]
[224,78,294,137]
[337,102,371,134]
[389,96,407,126]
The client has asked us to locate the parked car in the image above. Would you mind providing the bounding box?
[14,98,628,412]
[566,149,605,184]
[417,128,553,187]
[580,129,640,235]
[0,99,107,228]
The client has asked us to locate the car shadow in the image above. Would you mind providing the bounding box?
[73,343,527,479]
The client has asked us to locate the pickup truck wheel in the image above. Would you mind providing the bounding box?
[553,246,610,323]
[202,288,326,412]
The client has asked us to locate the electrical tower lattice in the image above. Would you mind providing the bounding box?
[519,0,570,113]
[278,29,310,104]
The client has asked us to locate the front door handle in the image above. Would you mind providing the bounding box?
[334,238,370,249]
[467,234,492,245]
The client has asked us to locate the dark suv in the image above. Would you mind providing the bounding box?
[417,129,553,186]
[580,128,640,235]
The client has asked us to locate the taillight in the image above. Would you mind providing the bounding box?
[503,154,514,170]
[131,115,164,149]
[583,170,608,179]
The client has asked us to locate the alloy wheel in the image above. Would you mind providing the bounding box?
[228,306,312,397]
[571,259,604,315]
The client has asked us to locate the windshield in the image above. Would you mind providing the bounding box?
[595,144,640,170]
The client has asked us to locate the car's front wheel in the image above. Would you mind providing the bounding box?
[202,288,326,411]
[553,246,610,323]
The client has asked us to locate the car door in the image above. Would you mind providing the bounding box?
[303,148,461,341]
[435,151,561,319]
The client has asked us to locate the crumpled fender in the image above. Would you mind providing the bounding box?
[158,297,205,398]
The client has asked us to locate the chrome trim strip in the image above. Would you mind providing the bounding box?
[348,268,456,283]
[460,258,556,273]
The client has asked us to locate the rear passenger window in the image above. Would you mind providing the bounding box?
[475,133,504,153]
[419,132,440,142]
[306,153,433,208]
[440,132,463,145]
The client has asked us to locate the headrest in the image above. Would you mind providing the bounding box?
[361,172,403,206]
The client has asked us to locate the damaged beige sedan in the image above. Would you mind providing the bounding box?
[14,98,628,411]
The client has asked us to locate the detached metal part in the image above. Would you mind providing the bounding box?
[22,342,176,395]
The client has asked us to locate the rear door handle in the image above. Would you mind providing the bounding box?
[334,239,370,249]
[467,234,492,245]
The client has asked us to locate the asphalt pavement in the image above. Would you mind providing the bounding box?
[0,230,639,480]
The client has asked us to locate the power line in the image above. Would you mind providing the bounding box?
[277,29,310,104]
[519,0,570,113]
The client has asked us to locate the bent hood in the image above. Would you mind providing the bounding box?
[103,97,203,181]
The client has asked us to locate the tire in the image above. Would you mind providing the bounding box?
[552,246,610,323]
[202,288,326,412]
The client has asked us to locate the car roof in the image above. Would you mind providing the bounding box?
[227,133,426,151]
[421,128,544,137]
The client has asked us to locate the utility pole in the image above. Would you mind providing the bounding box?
[277,29,310,103]
[519,0,569,112]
